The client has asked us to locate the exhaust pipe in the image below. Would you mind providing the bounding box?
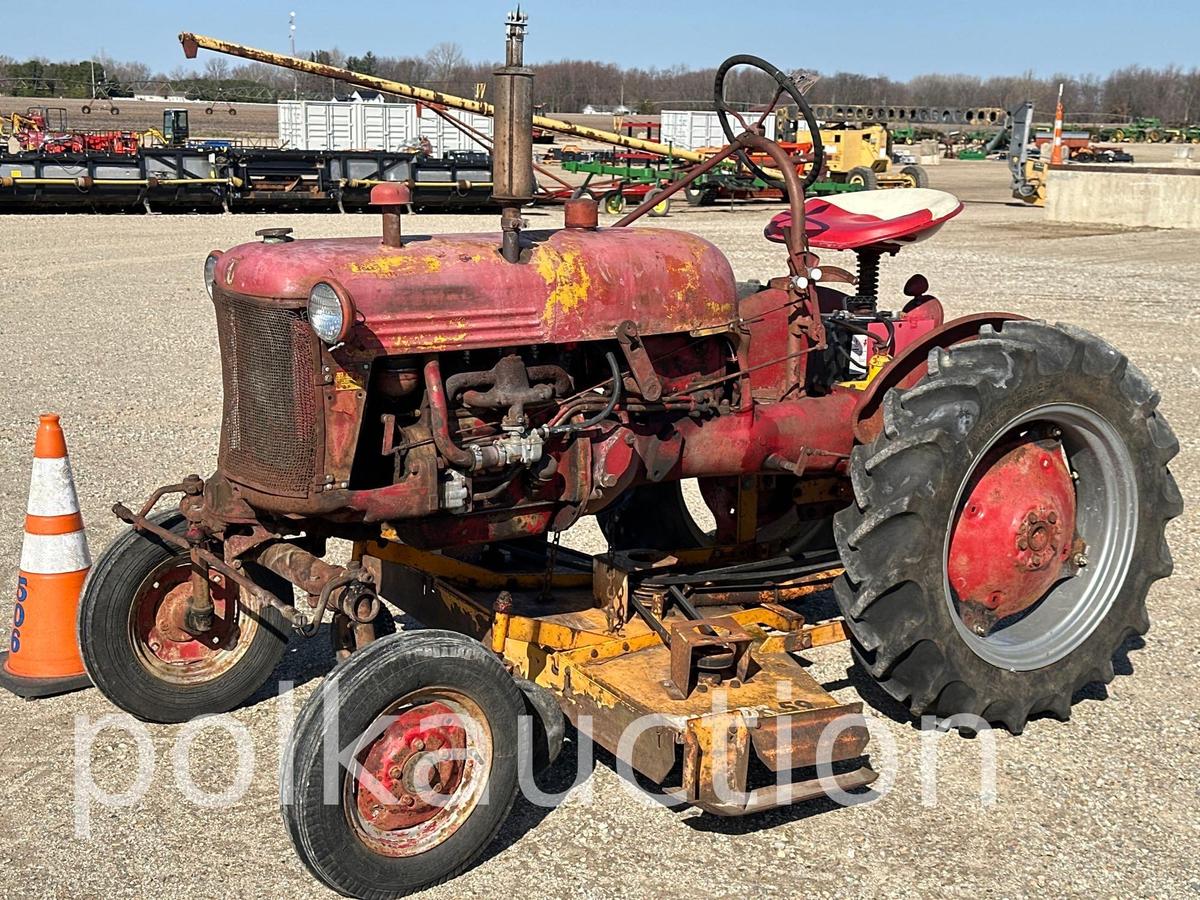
[492,9,534,262]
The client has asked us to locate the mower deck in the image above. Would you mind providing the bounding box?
[358,537,876,815]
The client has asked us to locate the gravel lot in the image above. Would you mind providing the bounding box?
[0,160,1196,898]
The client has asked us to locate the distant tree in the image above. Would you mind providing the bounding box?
[203,57,230,80]
[426,42,465,83]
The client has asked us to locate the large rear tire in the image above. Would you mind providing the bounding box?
[282,630,523,898]
[79,511,291,723]
[834,321,1180,733]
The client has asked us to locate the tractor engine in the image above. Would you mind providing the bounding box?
[200,213,864,548]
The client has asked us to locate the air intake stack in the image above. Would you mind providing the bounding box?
[493,9,534,262]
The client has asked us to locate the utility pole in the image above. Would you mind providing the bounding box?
[289,11,298,100]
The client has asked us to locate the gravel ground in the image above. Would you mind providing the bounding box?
[0,160,1196,898]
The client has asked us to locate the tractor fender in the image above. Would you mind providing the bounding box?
[853,312,1027,444]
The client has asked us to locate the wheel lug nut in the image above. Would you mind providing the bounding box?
[1074,553,1088,567]
[1017,538,1028,551]
[411,739,425,752]
[400,795,415,807]
[1027,511,1038,524]
[1047,511,1057,524]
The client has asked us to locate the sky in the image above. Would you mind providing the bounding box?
[3,0,1198,81]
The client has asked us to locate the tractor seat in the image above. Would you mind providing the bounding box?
[764,188,964,253]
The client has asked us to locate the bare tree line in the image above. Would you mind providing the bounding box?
[4,45,1199,123]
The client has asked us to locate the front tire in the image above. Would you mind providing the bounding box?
[834,321,1180,733]
[899,164,929,188]
[601,189,626,215]
[79,511,290,723]
[846,166,878,189]
[282,630,523,898]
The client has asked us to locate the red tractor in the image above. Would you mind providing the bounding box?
[79,15,1179,898]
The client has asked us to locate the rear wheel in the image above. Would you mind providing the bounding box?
[684,183,716,206]
[282,630,522,897]
[834,321,1180,733]
[79,512,291,723]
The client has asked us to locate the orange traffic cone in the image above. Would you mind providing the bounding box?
[0,414,92,698]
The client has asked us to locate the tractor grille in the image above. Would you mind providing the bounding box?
[214,290,319,496]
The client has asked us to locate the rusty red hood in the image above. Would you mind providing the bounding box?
[214,226,737,353]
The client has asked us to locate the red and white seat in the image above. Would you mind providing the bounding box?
[764,188,964,253]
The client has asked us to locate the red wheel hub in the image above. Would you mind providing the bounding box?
[356,701,469,832]
[948,436,1077,628]
[135,565,238,665]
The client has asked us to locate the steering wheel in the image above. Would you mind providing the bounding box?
[713,55,824,192]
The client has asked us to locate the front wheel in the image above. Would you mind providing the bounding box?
[846,166,878,189]
[79,511,291,723]
[646,188,672,217]
[899,164,928,188]
[282,630,523,897]
[601,189,626,215]
[834,321,1180,733]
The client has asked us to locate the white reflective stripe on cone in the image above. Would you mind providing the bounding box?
[19,530,92,575]
[26,457,81,517]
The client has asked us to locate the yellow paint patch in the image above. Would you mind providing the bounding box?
[534,245,592,324]
[350,254,442,276]
[334,370,364,391]
[390,329,470,351]
[663,256,700,310]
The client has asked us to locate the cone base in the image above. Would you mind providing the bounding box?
[0,652,92,699]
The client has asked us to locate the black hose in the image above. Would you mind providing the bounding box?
[547,352,622,435]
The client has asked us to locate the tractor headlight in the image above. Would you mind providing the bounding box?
[307,282,354,345]
[203,252,221,299]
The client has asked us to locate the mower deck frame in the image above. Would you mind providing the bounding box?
[356,536,877,816]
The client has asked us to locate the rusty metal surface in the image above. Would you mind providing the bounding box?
[358,527,866,817]
[212,289,321,497]
[666,615,754,700]
[209,226,736,354]
[367,534,592,593]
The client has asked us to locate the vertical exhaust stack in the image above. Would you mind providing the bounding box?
[493,9,534,262]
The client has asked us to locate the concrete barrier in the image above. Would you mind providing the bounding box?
[1046,166,1200,230]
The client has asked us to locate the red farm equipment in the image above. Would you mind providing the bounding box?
[76,14,1180,899]
[5,105,142,155]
